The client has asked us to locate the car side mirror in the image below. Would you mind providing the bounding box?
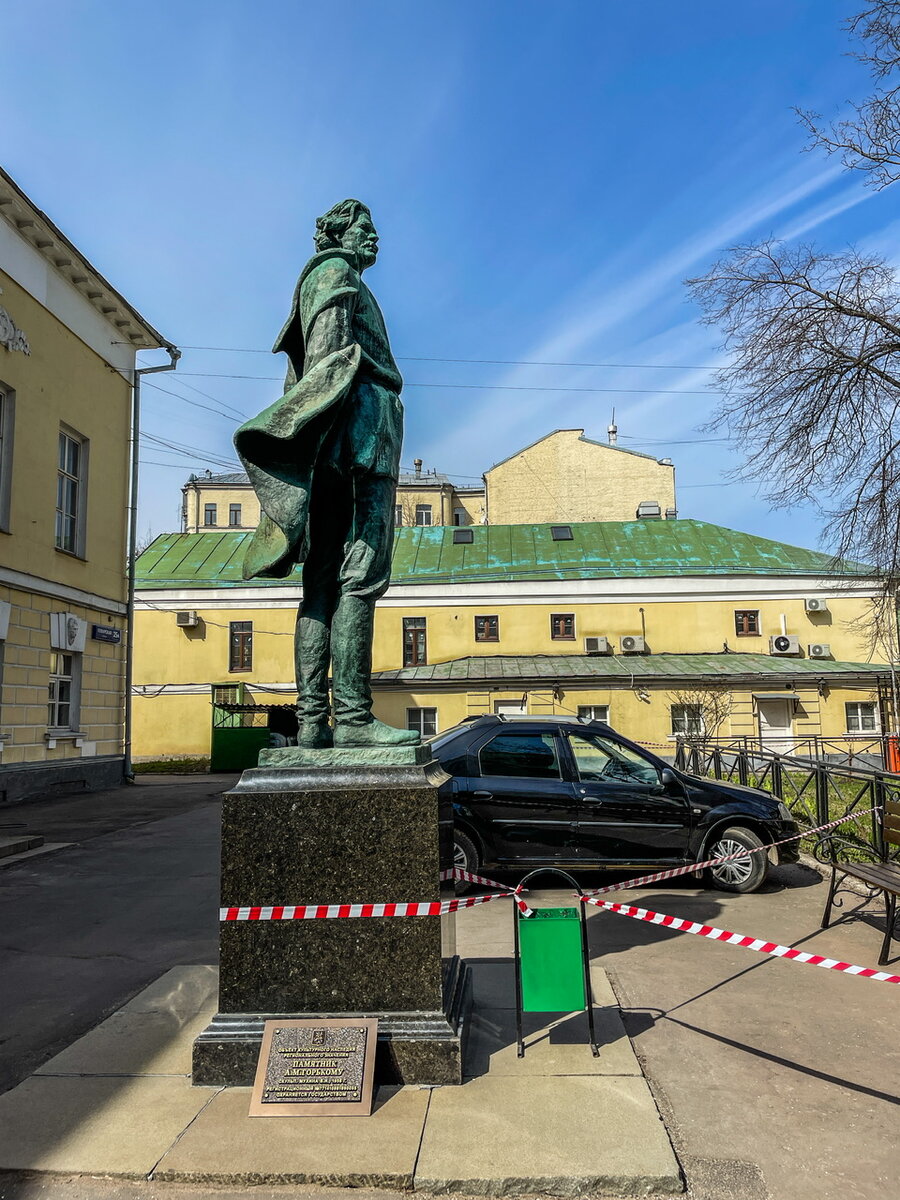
[660,768,680,791]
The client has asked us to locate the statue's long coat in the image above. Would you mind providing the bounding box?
[233,249,399,580]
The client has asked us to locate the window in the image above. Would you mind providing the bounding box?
[735,610,760,636]
[551,525,573,541]
[203,503,217,527]
[56,429,86,554]
[394,504,403,526]
[452,528,473,544]
[415,504,432,526]
[671,704,704,736]
[475,615,499,642]
[0,384,13,531]
[577,704,609,723]
[48,652,78,729]
[407,707,437,737]
[846,701,878,732]
[229,621,253,671]
[403,616,427,666]
[568,731,659,786]
[479,732,561,779]
[551,613,575,640]
[453,508,467,526]
[228,503,242,526]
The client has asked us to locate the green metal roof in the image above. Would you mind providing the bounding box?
[135,520,871,590]
[372,652,889,687]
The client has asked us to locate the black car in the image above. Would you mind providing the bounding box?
[431,715,800,893]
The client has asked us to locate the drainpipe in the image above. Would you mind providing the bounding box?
[123,346,181,781]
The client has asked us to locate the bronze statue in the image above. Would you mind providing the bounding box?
[235,200,419,749]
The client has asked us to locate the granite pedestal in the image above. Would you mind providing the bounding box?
[193,747,470,1086]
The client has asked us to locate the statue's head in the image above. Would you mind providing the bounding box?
[314,199,378,269]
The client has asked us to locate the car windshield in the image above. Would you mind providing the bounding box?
[568,732,660,786]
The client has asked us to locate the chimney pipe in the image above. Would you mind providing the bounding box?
[608,407,617,445]
[414,458,423,478]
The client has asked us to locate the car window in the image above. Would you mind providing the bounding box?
[478,732,561,779]
[568,732,659,786]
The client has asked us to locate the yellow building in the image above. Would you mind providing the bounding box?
[178,426,674,534]
[0,166,174,802]
[484,428,676,524]
[133,519,894,764]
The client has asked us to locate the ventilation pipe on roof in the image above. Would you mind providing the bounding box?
[608,408,618,445]
[414,457,423,478]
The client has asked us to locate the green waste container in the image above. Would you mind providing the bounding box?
[517,906,587,1012]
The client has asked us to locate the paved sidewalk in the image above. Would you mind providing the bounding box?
[0,775,235,1094]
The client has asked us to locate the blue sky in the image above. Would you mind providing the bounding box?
[3,1,894,550]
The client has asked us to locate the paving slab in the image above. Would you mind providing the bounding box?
[152,1085,429,1188]
[0,1076,218,1176]
[117,965,219,1018]
[414,1073,681,1196]
[34,1008,215,1077]
[465,1004,639,1078]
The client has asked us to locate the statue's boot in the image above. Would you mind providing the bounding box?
[296,611,333,748]
[297,720,332,749]
[331,594,420,747]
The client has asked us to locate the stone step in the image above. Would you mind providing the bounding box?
[0,834,45,859]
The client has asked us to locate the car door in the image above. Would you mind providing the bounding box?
[463,729,580,863]
[566,730,692,863]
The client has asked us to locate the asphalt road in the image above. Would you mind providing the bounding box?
[0,775,233,1095]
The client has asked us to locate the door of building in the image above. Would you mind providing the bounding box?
[758,699,794,753]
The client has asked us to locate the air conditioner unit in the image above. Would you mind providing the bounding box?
[584,636,611,655]
[808,642,832,659]
[769,634,800,656]
[620,635,646,654]
[176,610,200,628]
[804,597,829,613]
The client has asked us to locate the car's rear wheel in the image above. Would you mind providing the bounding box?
[704,825,768,893]
[452,830,479,894]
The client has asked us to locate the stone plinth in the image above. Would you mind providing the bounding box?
[193,754,469,1086]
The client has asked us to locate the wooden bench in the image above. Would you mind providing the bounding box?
[821,798,900,964]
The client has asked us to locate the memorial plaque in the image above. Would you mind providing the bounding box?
[248,1018,378,1117]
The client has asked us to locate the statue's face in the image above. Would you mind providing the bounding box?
[341,212,379,269]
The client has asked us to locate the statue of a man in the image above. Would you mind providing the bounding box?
[234,200,419,750]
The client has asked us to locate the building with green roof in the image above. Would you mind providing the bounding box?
[132,519,894,765]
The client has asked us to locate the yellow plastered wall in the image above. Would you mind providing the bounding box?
[0,270,130,600]
[132,589,886,758]
[1,584,125,764]
[485,429,676,524]
[370,596,876,671]
[183,483,260,532]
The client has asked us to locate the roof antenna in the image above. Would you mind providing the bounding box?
[608,408,618,445]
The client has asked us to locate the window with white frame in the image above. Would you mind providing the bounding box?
[415,504,432,526]
[394,504,403,526]
[56,429,87,555]
[407,707,437,737]
[48,651,80,730]
[203,503,217,526]
[577,704,609,724]
[671,704,704,736]
[845,701,879,732]
[0,383,13,531]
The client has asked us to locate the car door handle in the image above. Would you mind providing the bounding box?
[471,790,493,799]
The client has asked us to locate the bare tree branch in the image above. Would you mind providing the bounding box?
[798,1,900,188]
[686,240,900,638]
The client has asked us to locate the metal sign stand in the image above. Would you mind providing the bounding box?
[512,867,600,1058]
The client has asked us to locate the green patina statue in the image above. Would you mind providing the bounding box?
[234,200,419,750]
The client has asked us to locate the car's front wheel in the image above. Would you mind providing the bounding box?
[704,826,768,893]
[452,830,480,894]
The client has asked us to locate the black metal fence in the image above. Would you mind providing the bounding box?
[677,733,894,771]
[674,737,900,866]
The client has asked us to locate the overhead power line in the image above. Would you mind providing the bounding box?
[159,344,718,372]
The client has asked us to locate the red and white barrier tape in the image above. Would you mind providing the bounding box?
[586,805,881,898]
[583,895,900,985]
[221,868,533,923]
